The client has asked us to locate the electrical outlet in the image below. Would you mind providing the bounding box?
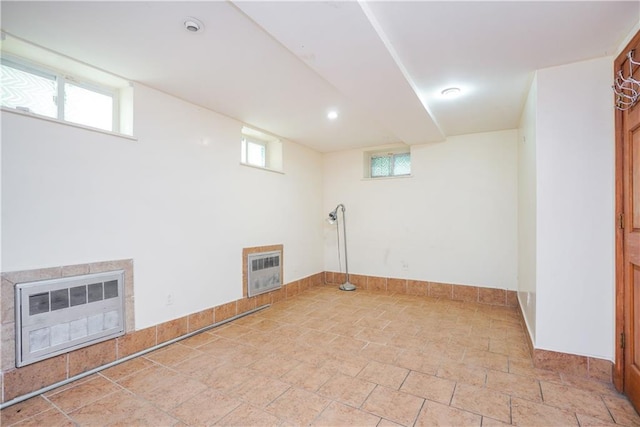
[402,261,409,271]
[166,294,174,306]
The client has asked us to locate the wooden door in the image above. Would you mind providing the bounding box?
[617,30,640,412]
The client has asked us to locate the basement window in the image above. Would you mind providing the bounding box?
[0,32,134,137]
[364,147,411,178]
[240,126,283,173]
[1,57,119,132]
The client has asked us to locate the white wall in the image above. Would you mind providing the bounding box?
[1,83,324,329]
[518,76,538,341]
[323,130,518,290]
[535,56,615,359]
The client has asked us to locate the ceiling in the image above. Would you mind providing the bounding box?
[1,1,638,153]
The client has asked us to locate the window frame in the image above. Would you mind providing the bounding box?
[364,147,412,179]
[1,55,120,133]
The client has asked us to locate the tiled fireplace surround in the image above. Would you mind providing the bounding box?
[0,260,613,404]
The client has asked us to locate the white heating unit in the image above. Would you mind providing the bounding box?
[15,270,125,367]
[247,250,282,297]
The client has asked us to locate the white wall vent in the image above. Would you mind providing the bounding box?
[247,250,282,297]
[15,270,125,367]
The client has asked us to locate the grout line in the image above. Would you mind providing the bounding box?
[449,382,457,406]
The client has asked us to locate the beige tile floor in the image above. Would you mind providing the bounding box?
[2,286,640,426]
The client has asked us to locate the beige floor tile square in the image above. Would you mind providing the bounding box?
[297,329,339,347]
[0,396,54,426]
[278,342,330,366]
[198,337,249,362]
[437,361,487,387]
[322,352,369,377]
[360,343,403,364]
[45,375,120,413]
[230,374,290,407]
[266,387,330,425]
[144,343,201,367]
[318,373,377,407]
[199,366,257,392]
[280,361,334,391]
[576,413,618,426]
[489,339,530,358]
[328,323,366,338]
[137,376,208,411]
[414,400,481,427]
[508,357,562,382]
[561,374,620,397]
[388,334,427,351]
[481,416,513,426]
[486,369,542,402]
[68,390,177,426]
[355,316,391,330]
[601,394,640,426]
[10,408,73,427]
[248,354,300,378]
[541,381,614,423]
[326,335,368,354]
[356,327,396,345]
[312,401,381,426]
[400,371,456,404]
[116,364,182,395]
[423,341,466,363]
[377,418,404,427]
[179,331,219,348]
[357,360,409,389]
[208,324,252,340]
[170,388,242,425]
[216,402,282,426]
[511,397,578,427]
[99,357,155,382]
[395,350,439,375]
[463,349,509,372]
[361,385,424,426]
[451,383,510,424]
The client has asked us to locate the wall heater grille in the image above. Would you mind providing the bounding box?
[15,270,125,367]
[247,250,282,297]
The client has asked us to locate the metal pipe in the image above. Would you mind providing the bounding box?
[327,203,355,291]
[340,205,350,284]
[0,304,270,410]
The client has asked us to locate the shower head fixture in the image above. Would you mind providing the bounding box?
[327,209,338,224]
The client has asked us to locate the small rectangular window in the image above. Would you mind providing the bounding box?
[1,56,118,133]
[240,126,283,173]
[365,148,411,178]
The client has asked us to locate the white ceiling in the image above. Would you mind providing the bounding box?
[1,1,638,152]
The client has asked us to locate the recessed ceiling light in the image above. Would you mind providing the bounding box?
[184,18,204,33]
[327,110,338,120]
[441,87,461,97]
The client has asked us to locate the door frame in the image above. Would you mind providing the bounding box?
[614,29,640,392]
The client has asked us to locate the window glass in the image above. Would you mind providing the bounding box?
[245,139,266,167]
[1,61,57,118]
[64,83,113,131]
[371,155,392,177]
[393,152,411,176]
